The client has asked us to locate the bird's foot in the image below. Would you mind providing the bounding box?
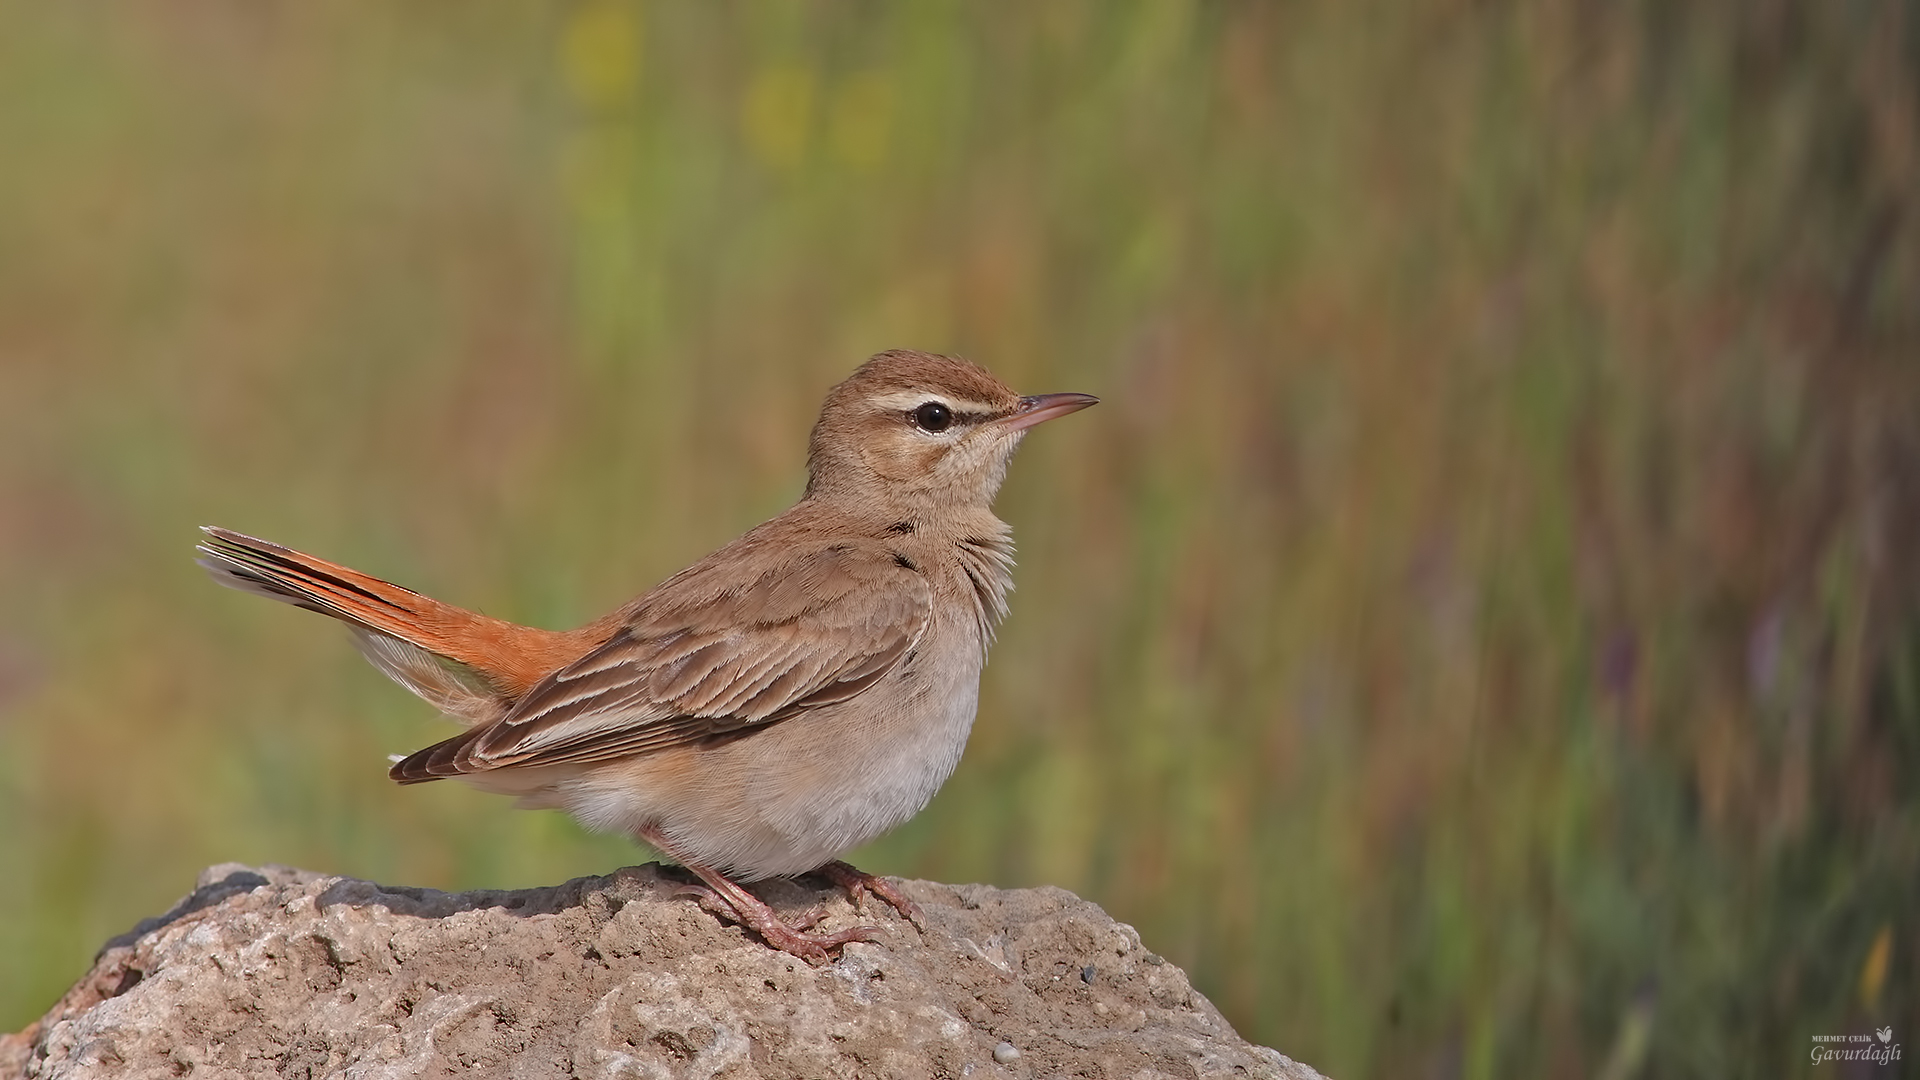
[668,866,881,963]
[820,860,927,931]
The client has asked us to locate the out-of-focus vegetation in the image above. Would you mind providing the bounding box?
[1,3,1914,1075]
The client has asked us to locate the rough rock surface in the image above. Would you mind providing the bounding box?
[4,864,1321,1080]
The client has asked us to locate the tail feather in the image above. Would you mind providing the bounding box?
[350,629,503,724]
[196,526,599,724]
[197,527,438,638]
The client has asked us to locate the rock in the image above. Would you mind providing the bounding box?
[3,863,1323,1080]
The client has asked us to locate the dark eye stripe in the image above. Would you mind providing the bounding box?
[906,409,1001,428]
[898,398,1012,431]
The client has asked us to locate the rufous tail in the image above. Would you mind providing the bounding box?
[196,526,597,722]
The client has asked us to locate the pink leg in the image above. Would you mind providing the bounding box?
[640,827,882,963]
[820,860,926,930]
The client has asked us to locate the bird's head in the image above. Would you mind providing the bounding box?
[804,350,1097,513]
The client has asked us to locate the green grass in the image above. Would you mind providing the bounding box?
[1,3,1914,1075]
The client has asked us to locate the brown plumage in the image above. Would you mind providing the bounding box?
[198,349,1096,961]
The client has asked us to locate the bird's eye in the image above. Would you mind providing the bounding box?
[910,402,953,432]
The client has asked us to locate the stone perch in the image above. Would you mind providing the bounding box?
[3,864,1323,1079]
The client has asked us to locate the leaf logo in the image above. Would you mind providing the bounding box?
[1877,1026,1893,1044]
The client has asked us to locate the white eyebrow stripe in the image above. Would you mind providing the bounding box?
[869,390,1002,413]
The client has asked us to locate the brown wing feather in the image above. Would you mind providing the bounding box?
[389,539,930,782]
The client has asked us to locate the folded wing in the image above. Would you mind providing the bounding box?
[389,542,930,781]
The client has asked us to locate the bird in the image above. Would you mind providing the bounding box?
[196,349,1097,961]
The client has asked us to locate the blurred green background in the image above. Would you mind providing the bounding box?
[2,2,1915,1075]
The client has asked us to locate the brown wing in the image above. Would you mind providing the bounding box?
[389,541,930,781]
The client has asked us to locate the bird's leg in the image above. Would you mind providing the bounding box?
[819,860,926,930]
[641,826,882,963]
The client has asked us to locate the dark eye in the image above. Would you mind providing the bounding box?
[910,401,953,432]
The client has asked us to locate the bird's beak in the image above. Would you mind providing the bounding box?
[998,392,1100,433]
